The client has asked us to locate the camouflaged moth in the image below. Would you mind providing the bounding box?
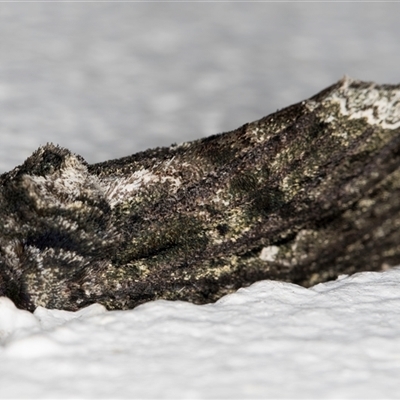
[1,77,399,311]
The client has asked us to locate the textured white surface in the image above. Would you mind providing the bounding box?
[1,4,400,399]
[1,268,400,399]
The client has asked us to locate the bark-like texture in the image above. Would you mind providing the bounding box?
[1,77,400,311]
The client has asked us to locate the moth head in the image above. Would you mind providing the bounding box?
[0,144,116,310]
[8,144,98,208]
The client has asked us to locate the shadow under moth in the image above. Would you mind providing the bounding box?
[1,77,400,312]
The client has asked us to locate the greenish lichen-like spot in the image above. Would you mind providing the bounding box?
[1,77,400,311]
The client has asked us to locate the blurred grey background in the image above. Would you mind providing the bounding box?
[1,2,399,173]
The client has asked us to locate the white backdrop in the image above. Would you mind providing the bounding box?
[1,3,399,172]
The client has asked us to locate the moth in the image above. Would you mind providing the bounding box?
[0,77,399,312]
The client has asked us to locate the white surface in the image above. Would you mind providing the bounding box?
[1,4,400,399]
[1,268,400,399]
